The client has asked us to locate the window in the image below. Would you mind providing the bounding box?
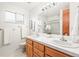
[5,11,15,23]
[5,11,24,24]
[16,14,24,24]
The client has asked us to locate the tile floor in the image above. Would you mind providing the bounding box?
[0,40,26,57]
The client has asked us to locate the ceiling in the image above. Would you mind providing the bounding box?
[0,2,69,17]
[0,2,47,11]
[40,2,69,17]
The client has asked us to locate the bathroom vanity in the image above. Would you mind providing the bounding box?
[25,36,72,57]
[25,34,79,57]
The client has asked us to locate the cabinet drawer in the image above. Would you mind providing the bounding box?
[45,46,70,57]
[34,48,44,57]
[34,42,44,52]
[45,54,51,57]
[33,52,39,57]
[34,42,38,49]
[38,43,44,52]
[26,39,32,45]
[34,41,44,52]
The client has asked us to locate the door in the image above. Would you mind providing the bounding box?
[11,27,21,49]
[63,9,69,35]
[10,27,21,43]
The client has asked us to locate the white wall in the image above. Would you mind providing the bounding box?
[0,3,29,44]
[70,3,79,36]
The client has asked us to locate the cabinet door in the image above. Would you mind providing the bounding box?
[63,9,69,35]
[33,53,39,57]
[26,39,32,45]
[45,46,71,57]
[34,41,39,49]
[38,43,44,52]
[34,48,44,57]
[26,44,33,57]
[45,54,51,57]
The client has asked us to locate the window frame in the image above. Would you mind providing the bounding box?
[5,11,16,23]
[5,11,24,24]
[15,13,24,24]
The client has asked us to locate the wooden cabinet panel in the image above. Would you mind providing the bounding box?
[34,48,38,55]
[38,43,44,52]
[34,41,44,52]
[33,41,44,57]
[63,9,69,35]
[34,42,38,49]
[26,44,33,57]
[45,46,71,57]
[34,48,44,57]
[26,39,32,45]
[45,54,51,57]
[33,53,39,57]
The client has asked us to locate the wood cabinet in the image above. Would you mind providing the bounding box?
[33,48,44,57]
[33,41,44,57]
[33,52,39,57]
[26,39,32,45]
[63,9,69,35]
[26,39,33,57]
[34,41,44,52]
[26,38,71,57]
[45,46,71,57]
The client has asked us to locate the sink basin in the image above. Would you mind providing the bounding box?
[31,34,40,38]
[52,40,79,48]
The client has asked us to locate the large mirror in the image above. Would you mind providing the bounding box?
[43,14,60,34]
[38,2,69,35]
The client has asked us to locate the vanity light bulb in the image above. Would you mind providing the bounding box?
[52,2,55,6]
[45,7,47,9]
[42,9,44,11]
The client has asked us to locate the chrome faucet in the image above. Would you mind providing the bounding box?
[60,36,67,42]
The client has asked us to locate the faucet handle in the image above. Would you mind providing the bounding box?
[60,36,67,42]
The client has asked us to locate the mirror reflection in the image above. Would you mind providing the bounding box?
[37,2,69,36]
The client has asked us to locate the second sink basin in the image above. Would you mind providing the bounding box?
[52,40,79,48]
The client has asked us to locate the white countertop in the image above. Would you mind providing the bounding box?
[27,35,79,57]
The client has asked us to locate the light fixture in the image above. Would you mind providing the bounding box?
[52,2,55,6]
[41,2,56,11]
[42,9,44,11]
[26,2,32,4]
[45,7,47,9]
[48,5,51,8]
